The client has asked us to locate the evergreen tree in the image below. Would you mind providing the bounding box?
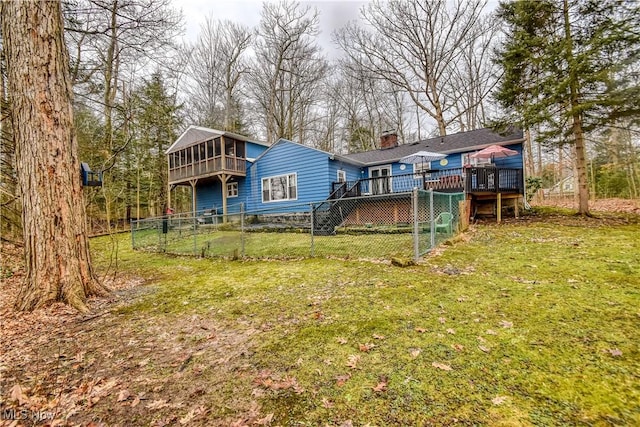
[129,72,181,217]
[494,0,640,214]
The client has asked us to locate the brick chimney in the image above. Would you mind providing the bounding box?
[380,130,398,149]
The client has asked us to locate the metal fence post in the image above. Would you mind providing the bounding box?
[412,187,419,261]
[430,189,436,249]
[310,203,315,257]
[193,215,197,256]
[241,202,245,258]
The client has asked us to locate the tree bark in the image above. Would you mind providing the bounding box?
[562,0,589,215]
[1,0,109,312]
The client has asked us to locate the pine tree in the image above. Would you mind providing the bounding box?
[494,0,640,214]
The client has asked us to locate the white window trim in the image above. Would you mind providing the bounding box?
[226,182,238,198]
[261,173,298,203]
[368,165,392,195]
[337,170,347,182]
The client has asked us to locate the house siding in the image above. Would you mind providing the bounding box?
[246,141,268,159]
[246,140,333,213]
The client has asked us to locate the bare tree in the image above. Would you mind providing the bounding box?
[183,18,251,132]
[335,0,489,136]
[1,0,109,311]
[447,14,500,132]
[250,1,327,144]
[63,0,182,229]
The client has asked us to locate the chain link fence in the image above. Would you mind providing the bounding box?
[131,190,465,261]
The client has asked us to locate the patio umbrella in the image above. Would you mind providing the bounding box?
[399,150,448,165]
[399,150,447,189]
[470,144,518,160]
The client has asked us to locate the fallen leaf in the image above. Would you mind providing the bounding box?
[117,389,131,402]
[372,333,386,340]
[451,344,464,352]
[499,320,513,329]
[414,327,427,333]
[359,343,375,352]
[438,317,446,324]
[410,348,421,358]
[477,336,487,343]
[486,329,497,335]
[492,396,508,405]
[446,328,456,335]
[138,357,150,367]
[337,337,348,345]
[608,348,623,357]
[432,362,452,371]
[478,345,491,353]
[346,354,360,369]
[340,420,354,427]
[372,378,388,392]
[131,396,141,407]
[321,397,334,408]
[10,384,29,406]
[335,373,351,386]
[147,399,170,410]
[255,413,274,425]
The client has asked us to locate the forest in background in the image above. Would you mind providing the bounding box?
[1,0,639,239]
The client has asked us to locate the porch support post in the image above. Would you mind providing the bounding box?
[189,179,198,216]
[497,192,502,223]
[219,173,229,223]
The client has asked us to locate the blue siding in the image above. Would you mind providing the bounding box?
[246,140,333,213]
[329,160,363,184]
[246,141,268,159]
[196,178,247,214]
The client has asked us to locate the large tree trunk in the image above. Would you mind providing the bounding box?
[562,0,589,215]
[1,1,109,312]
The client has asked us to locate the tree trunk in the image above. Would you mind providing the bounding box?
[1,0,109,312]
[563,0,589,215]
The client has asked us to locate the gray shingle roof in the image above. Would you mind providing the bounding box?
[166,125,268,154]
[341,127,524,166]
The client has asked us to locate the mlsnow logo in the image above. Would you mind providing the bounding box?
[1,407,55,422]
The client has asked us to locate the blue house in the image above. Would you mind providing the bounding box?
[166,126,525,222]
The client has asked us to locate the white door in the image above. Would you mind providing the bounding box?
[370,166,391,195]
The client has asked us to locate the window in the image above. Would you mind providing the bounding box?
[206,139,214,158]
[262,173,297,202]
[337,170,346,182]
[413,162,431,179]
[226,182,238,198]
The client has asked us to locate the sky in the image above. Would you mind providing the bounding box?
[173,0,368,58]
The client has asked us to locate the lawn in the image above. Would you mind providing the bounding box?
[1,209,638,426]
[130,225,438,259]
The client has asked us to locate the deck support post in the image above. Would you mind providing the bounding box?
[497,192,502,223]
[189,179,198,216]
[219,173,229,223]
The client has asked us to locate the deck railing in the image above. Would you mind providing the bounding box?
[168,155,246,183]
[464,167,522,193]
[330,167,523,199]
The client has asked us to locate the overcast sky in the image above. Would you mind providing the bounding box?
[174,0,368,58]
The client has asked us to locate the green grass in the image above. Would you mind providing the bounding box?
[130,226,423,259]
[92,211,640,426]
